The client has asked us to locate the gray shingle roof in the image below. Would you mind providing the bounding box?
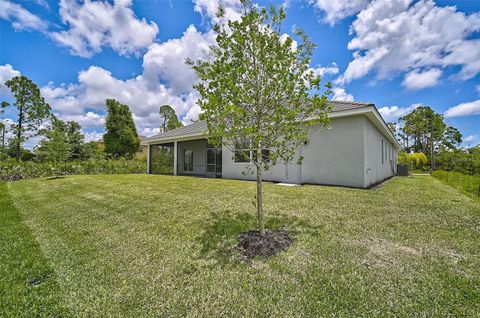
[329,100,373,112]
[146,100,373,142]
[145,120,208,141]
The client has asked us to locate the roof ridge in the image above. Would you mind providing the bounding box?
[330,100,373,105]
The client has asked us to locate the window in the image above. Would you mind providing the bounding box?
[234,139,250,163]
[385,142,388,163]
[381,140,384,164]
[184,149,193,172]
[252,149,271,163]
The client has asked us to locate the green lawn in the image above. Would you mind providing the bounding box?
[0,182,65,317]
[2,175,480,317]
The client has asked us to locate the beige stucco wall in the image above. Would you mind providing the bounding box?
[221,116,368,188]
[301,116,366,187]
[364,119,396,187]
[149,113,398,188]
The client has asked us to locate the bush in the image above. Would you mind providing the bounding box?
[432,170,480,200]
[398,152,429,171]
[434,147,480,175]
[0,158,146,181]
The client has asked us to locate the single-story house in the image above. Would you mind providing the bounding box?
[144,101,400,188]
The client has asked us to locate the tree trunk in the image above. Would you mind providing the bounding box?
[1,125,5,148]
[256,157,265,236]
[16,106,23,162]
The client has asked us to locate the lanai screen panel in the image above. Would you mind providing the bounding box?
[150,143,174,175]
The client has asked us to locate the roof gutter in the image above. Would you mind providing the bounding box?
[145,132,208,145]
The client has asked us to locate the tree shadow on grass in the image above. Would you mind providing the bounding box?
[196,209,322,267]
[44,176,66,181]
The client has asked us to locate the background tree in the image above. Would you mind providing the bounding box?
[387,122,397,135]
[82,141,105,160]
[37,119,87,162]
[103,99,140,159]
[0,102,6,154]
[442,126,462,150]
[36,119,72,178]
[0,121,5,158]
[62,121,85,160]
[159,105,182,132]
[398,106,462,154]
[3,76,52,161]
[189,2,331,236]
[5,141,35,161]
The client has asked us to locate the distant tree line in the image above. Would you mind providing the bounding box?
[1,75,182,173]
[389,105,479,175]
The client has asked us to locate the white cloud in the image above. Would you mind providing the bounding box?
[444,99,480,118]
[464,134,477,143]
[42,66,197,135]
[42,22,218,135]
[84,131,103,142]
[402,68,442,90]
[143,26,216,94]
[0,64,21,97]
[378,103,419,122]
[332,87,354,101]
[341,0,480,86]
[0,0,47,31]
[59,112,105,129]
[34,0,50,9]
[50,0,159,58]
[338,47,388,85]
[311,63,339,78]
[312,0,370,25]
[193,0,242,24]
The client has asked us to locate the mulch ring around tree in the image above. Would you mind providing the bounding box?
[236,229,293,261]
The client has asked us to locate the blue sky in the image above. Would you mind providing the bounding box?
[1,0,479,147]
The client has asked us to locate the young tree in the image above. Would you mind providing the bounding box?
[62,121,85,160]
[3,76,52,161]
[159,104,182,132]
[189,2,331,236]
[82,141,104,160]
[37,120,72,178]
[103,99,140,159]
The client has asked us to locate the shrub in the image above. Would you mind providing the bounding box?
[398,152,429,171]
[0,158,146,181]
[432,170,480,200]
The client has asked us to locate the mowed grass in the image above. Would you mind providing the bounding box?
[4,175,480,317]
[0,182,65,317]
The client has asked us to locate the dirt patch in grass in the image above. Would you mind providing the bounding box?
[236,229,293,261]
[352,238,421,268]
